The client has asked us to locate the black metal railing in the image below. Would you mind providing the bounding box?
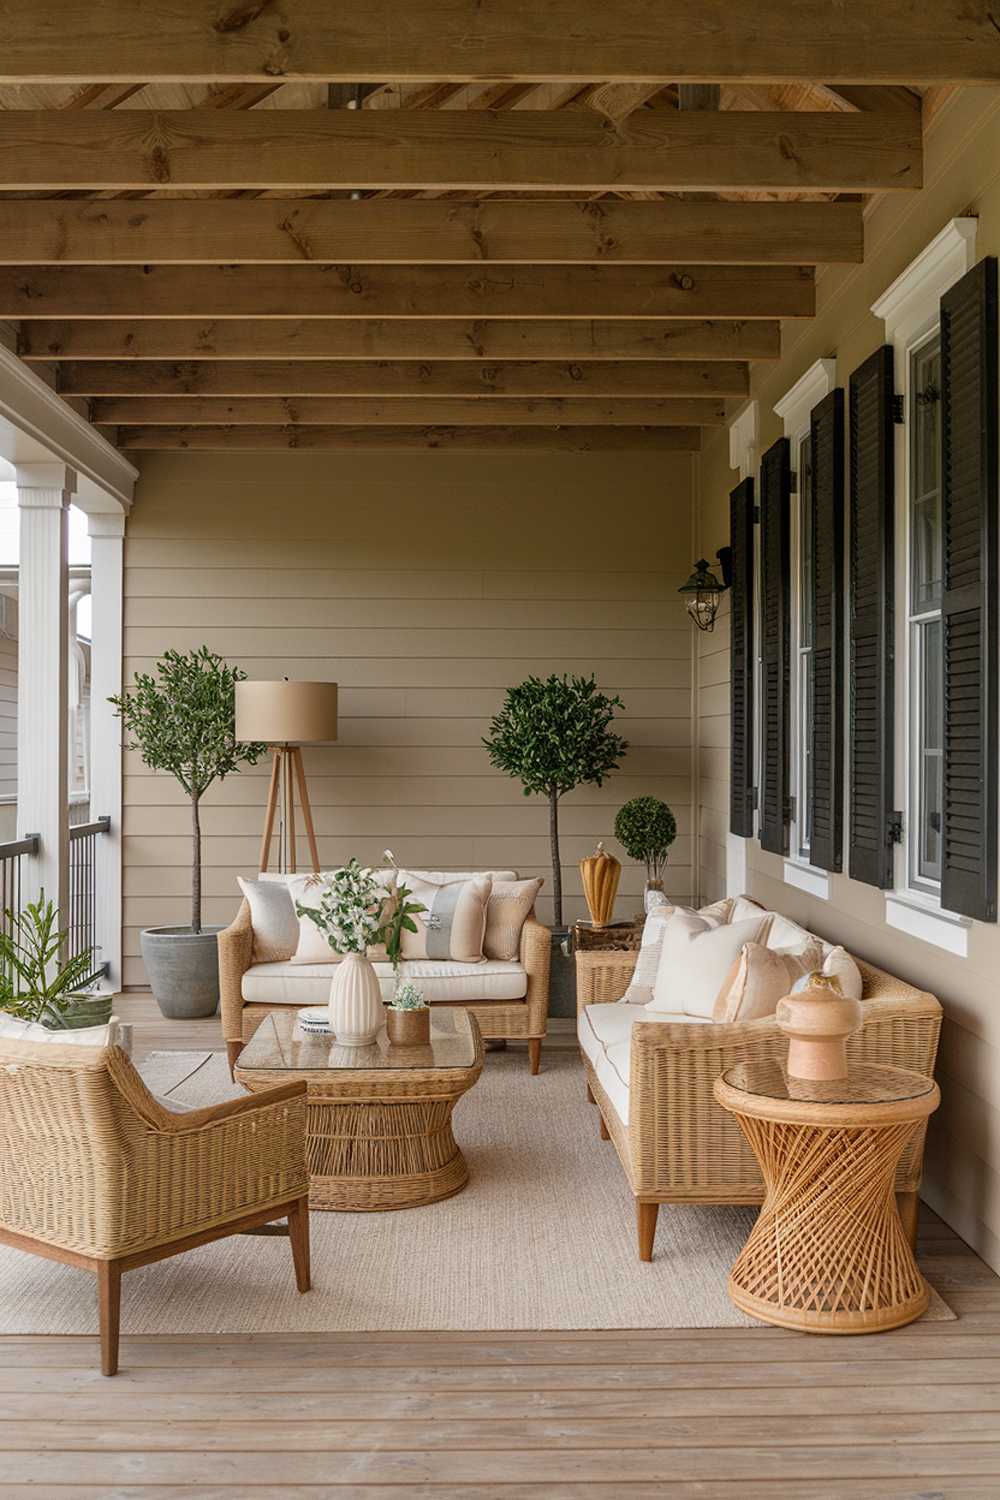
[68,817,111,982]
[0,833,39,985]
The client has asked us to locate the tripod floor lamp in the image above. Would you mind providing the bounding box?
[235,680,339,875]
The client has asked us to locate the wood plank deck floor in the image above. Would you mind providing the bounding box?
[3,996,998,1497]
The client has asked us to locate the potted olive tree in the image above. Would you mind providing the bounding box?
[111,648,265,1019]
[484,674,627,1014]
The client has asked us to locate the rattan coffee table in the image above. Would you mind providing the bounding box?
[235,1007,484,1212]
[714,1060,939,1334]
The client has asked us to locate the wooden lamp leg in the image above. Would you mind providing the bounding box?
[292,746,321,874]
[258,749,281,874]
[97,1260,122,1376]
[284,747,297,874]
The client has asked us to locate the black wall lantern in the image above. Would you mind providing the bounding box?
[678,547,732,632]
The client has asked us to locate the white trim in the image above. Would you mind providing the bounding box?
[773,358,838,436]
[872,217,978,342]
[783,860,830,901]
[885,891,970,958]
[0,344,136,515]
[87,510,124,991]
[726,833,749,899]
[728,400,759,481]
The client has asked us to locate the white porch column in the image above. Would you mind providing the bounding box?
[88,512,125,991]
[16,462,74,921]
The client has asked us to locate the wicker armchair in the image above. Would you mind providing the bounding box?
[0,1032,310,1375]
[220,902,552,1076]
[576,947,943,1261]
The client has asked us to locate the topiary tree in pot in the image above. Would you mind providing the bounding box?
[484,674,628,1013]
[110,647,265,1019]
[614,796,677,907]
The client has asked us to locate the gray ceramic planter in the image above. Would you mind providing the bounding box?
[140,925,222,1019]
[548,927,576,1019]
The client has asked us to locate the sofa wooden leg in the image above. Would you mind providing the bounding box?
[897,1190,919,1251]
[226,1040,243,1080]
[97,1260,122,1377]
[288,1195,312,1293]
[586,1082,595,1104]
[637,1202,659,1263]
[599,1112,610,1140]
[528,1039,541,1075]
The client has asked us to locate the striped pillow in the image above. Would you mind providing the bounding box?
[399,873,493,964]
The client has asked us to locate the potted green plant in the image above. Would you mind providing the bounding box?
[385,980,430,1047]
[296,859,391,1046]
[614,796,677,907]
[110,647,266,1020]
[483,674,628,1014]
[0,894,110,1030]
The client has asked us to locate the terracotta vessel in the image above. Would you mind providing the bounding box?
[775,973,862,1081]
[386,1007,431,1047]
[579,841,621,928]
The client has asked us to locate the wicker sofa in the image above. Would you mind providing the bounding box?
[219,872,551,1077]
[576,935,943,1263]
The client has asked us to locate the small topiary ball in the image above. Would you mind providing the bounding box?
[613,796,677,881]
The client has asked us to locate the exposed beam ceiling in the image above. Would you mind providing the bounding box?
[0,2,994,85]
[18,318,782,363]
[113,424,703,451]
[0,265,815,320]
[0,109,922,193]
[56,360,749,398]
[0,198,865,265]
[90,396,728,425]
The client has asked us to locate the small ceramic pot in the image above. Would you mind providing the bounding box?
[775,973,863,1081]
[386,1007,431,1047]
[329,952,382,1046]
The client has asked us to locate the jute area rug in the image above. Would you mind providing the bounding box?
[0,1047,953,1333]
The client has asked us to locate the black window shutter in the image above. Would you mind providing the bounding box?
[848,345,895,889]
[759,437,791,856]
[940,256,999,922]
[810,387,845,873]
[729,477,755,837]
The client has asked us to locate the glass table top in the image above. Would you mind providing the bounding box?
[722,1059,936,1107]
[237,1005,478,1074]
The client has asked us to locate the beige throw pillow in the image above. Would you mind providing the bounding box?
[289,868,397,965]
[237,876,300,963]
[713,940,823,1025]
[484,877,543,961]
[647,910,773,1019]
[818,944,863,1000]
[400,873,493,963]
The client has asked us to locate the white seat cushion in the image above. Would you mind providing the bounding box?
[0,1014,120,1048]
[242,958,528,1006]
[577,1001,712,1126]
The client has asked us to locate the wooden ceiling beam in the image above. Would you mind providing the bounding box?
[0,264,813,320]
[90,395,727,425]
[0,198,864,266]
[19,317,781,363]
[0,109,922,194]
[56,359,747,399]
[0,1,995,85]
[113,424,703,452]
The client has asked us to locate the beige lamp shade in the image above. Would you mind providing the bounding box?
[235,680,338,745]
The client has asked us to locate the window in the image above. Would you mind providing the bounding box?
[907,335,943,891]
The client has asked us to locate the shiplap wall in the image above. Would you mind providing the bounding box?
[122,448,695,988]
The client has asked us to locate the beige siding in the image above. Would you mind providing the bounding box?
[693,87,1000,1272]
[124,448,695,987]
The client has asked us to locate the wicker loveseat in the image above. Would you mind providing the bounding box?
[219,872,551,1077]
[576,938,943,1262]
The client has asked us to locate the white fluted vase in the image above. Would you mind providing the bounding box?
[329,952,383,1046]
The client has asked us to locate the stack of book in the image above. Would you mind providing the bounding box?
[297,1006,334,1036]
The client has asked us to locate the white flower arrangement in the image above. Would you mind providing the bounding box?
[295,859,388,956]
[387,980,427,1012]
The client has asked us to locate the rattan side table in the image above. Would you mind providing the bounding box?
[714,1059,939,1334]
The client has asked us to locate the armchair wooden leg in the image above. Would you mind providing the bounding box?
[637,1202,659,1264]
[897,1190,919,1251]
[528,1039,541,1075]
[288,1194,312,1293]
[226,1040,243,1080]
[598,1112,610,1140]
[97,1260,122,1377]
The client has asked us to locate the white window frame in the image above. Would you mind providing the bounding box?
[871,216,978,955]
[725,401,759,898]
[773,358,838,900]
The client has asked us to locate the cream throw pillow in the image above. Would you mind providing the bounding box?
[484,877,543,961]
[647,910,772,1019]
[289,868,397,965]
[399,873,493,963]
[818,944,863,999]
[237,876,300,963]
[712,940,823,1025]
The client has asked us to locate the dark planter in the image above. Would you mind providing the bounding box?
[43,993,114,1031]
[140,926,222,1019]
[548,927,576,1019]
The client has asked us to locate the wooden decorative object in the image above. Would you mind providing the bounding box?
[579,842,621,928]
[386,1007,431,1047]
[714,1060,939,1334]
[236,1007,484,1211]
[775,972,862,1080]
